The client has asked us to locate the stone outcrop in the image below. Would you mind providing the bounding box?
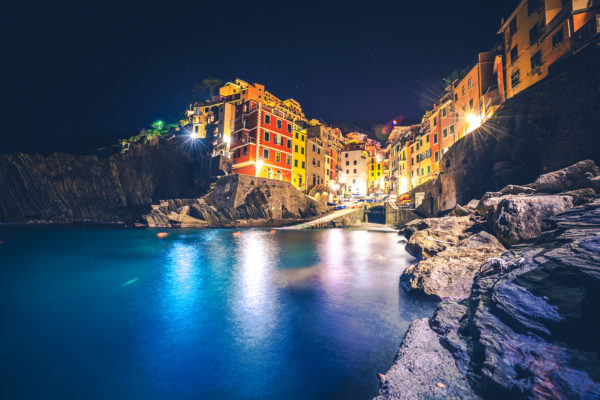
[490,194,573,246]
[379,163,600,400]
[144,174,327,228]
[532,159,600,194]
[0,137,211,223]
[404,216,478,259]
[374,318,480,400]
[401,232,505,300]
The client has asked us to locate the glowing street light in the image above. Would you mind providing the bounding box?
[465,113,482,134]
[255,160,264,176]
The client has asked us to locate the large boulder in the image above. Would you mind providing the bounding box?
[560,188,597,206]
[404,216,477,259]
[401,232,505,299]
[491,194,573,246]
[475,192,503,217]
[373,318,480,400]
[532,159,600,194]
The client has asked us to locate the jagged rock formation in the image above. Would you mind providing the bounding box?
[378,161,600,399]
[413,47,600,216]
[0,137,212,223]
[144,174,328,228]
[404,215,478,258]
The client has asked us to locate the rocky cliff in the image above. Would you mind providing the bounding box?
[0,137,212,223]
[416,46,600,216]
[376,161,600,399]
[144,174,328,228]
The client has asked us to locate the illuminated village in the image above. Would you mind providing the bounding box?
[183,0,599,204]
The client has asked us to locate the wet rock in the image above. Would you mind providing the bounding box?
[475,192,502,217]
[405,216,477,259]
[499,184,536,195]
[448,204,472,217]
[532,159,600,194]
[430,301,470,374]
[373,318,480,400]
[491,194,573,246]
[401,232,505,299]
[560,187,597,206]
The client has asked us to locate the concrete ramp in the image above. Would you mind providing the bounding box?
[282,207,363,229]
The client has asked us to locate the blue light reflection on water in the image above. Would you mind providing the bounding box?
[0,226,437,399]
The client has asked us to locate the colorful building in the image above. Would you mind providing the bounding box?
[230,100,294,182]
[292,123,307,191]
[340,145,369,196]
[498,0,599,99]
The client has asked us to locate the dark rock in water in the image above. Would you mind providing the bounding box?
[532,159,600,194]
[145,174,327,228]
[0,137,211,223]
[491,194,573,246]
[373,318,480,400]
[404,216,477,259]
[401,231,505,300]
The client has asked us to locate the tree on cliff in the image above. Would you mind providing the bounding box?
[186,77,224,102]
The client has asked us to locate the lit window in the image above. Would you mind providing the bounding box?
[275,152,281,162]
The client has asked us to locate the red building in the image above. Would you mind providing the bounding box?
[230,100,294,181]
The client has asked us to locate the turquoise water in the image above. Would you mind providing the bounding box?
[0,226,436,399]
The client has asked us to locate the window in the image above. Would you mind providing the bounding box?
[510,45,518,64]
[243,147,247,156]
[454,93,458,102]
[265,114,271,125]
[449,103,454,113]
[421,168,424,176]
[346,169,350,174]
[277,119,282,129]
[301,147,304,155]
[287,124,292,133]
[426,149,431,158]
[450,125,455,135]
[312,144,316,152]
[371,173,374,177]
[286,155,291,165]
[302,161,305,169]
[317,148,320,154]
[236,149,241,158]
[433,117,437,126]
[377,164,381,170]
[442,107,447,117]
[552,29,564,48]
[353,169,357,173]
[468,78,472,89]
[511,69,520,87]
[295,145,298,152]
[427,166,431,174]
[531,51,542,71]
[443,129,448,138]
[275,152,281,162]
[529,25,540,46]
[426,135,430,143]
[264,149,269,159]
[345,153,348,158]
[462,86,465,95]
[434,133,438,144]
[277,170,282,180]
[509,17,517,36]
[469,99,474,109]
[264,131,270,142]
[435,151,439,162]
[295,131,299,139]
[287,139,292,148]
[346,161,349,166]
[294,159,298,167]
[301,135,305,141]
[274,135,280,145]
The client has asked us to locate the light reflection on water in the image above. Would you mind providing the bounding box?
[0,226,437,400]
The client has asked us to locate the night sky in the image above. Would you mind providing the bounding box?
[4,1,518,153]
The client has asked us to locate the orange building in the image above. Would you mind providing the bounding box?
[230,100,294,182]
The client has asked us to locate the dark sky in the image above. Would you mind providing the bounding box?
[4,0,518,153]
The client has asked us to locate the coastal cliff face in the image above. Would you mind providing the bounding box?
[0,137,211,223]
[416,47,600,216]
[376,161,600,399]
[144,174,328,228]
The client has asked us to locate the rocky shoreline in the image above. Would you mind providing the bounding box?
[375,160,600,399]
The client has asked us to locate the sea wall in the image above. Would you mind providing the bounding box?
[0,137,211,223]
[413,46,600,216]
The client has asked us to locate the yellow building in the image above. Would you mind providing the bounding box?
[292,124,307,191]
